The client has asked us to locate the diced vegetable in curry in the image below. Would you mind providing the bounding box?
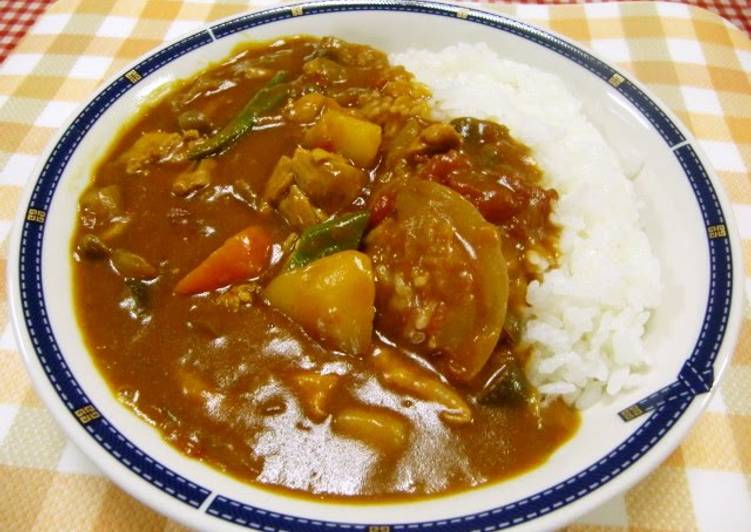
[72,36,578,501]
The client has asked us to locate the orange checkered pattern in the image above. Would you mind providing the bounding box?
[0,1,749,530]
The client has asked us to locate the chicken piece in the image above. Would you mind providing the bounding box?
[99,218,130,241]
[79,184,122,229]
[303,56,348,84]
[263,155,294,203]
[233,179,272,214]
[172,159,216,196]
[177,110,212,133]
[288,372,341,422]
[332,406,409,453]
[383,118,423,170]
[78,184,131,242]
[110,249,158,280]
[264,147,367,230]
[289,148,367,213]
[170,75,233,111]
[371,345,472,425]
[420,123,462,151]
[230,60,271,80]
[121,131,184,174]
[277,184,325,230]
[406,123,462,158]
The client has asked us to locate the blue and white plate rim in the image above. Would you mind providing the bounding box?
[7,1,744,531]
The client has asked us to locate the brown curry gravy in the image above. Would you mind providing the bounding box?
[72,36,578,501]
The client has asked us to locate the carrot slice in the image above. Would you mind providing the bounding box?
[175,226,272,295]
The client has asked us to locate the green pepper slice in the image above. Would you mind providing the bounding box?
[287,211,370,270]
[188,70,289,159]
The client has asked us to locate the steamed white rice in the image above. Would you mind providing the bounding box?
[392,43,662,408]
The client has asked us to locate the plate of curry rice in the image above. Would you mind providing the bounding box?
[8,1,744,531]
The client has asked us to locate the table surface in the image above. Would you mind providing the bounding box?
[0,0,744,61]
[2,0,751,63]
[0,0,750,531]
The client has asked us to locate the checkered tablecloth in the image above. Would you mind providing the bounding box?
[0,0,750,530]
[0,0,749,66]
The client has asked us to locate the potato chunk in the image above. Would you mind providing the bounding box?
[285,93,330,124]
[264,250,375,355]
[305,109,381,167]
[332,406,409,453]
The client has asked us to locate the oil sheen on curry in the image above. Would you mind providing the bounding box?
[72,36,579,501]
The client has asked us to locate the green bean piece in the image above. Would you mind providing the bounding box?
[188,71,289,159]
[286,211,370,270]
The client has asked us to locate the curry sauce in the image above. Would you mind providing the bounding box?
[72,36,578,501]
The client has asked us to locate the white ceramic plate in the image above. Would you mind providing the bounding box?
[8,1,744,530]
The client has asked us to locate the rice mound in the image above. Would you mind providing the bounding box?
[392,43,662,408]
